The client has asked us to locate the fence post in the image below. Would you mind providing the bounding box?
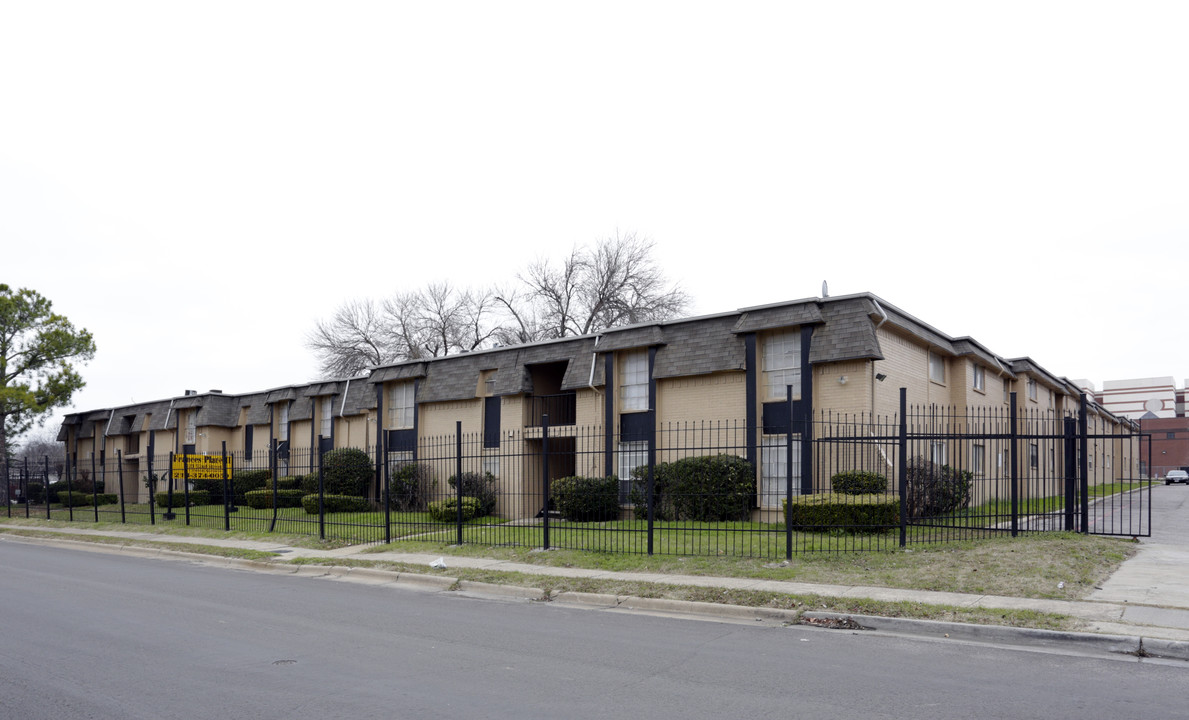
[182,451,191,525]
[318,440,326,541]
[898,388,907,548]
[268,439,279,533]
[1009,392,1019,537]
[147,451,156,525]
[40,456,50,519]
[91,448,99,522]
[165,453,179,521]
[786,385,794,560]
[2,455,8,518]
[1063,416,1076,532]
[456,421,465,546]
[1079,393,1089,534]
[646,417,655,557]
[382,432,391,545]
[117,449,126,523]
[541,415,550,550]
[219,439,228,529]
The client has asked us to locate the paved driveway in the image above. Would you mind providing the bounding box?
[1089,484,1189,624]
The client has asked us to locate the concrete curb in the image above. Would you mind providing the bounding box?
[801,612,1189,661]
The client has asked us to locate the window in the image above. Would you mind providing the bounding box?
[278,403,289,442]
[972,364,985,392]
[184,411,196,444]
[930,441,947,466]
[1049,447,1055,473]
[619,350,649,412]
[320,397,333,439]
[998,447,1010,469]
[1029,443,1039,470]
[972,444,985,477]
[482,452,500,478]
[1168,432,1177,440]
[761,435,801,507]
[1003,380,1011,404]
[617,441,648,502]
[389,382,415,429]
[763,330,801,400]
[1027,378,1037,401]
[386,450,413,477]
[929,352,946,384]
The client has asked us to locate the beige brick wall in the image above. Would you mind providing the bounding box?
[812,361,873,416]
[657,371,746,425]
[420,399,484,438]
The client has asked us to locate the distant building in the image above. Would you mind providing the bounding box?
[1094,376,1189,478]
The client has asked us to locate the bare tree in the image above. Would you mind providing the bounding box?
[305,299,398,377]
[516,233,689,338]
[308,285,503,377]
[306,233,691,375]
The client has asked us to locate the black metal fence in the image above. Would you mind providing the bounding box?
[4,391,1148,557]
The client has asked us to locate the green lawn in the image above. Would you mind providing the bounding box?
[5,480,1146,557]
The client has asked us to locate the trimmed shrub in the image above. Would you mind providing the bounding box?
[905,457,972,518]
[155,490,211,508]
[447,472,498,517]
[25,482,46,504]
[244,488,306,509]
[389,463,432,512]
[300,493,371,514]
[630,454,754,522]
[783,493,897,533]
[274,476,302,490]
[299,472,320,495]
[428,496,481,523]
[320,448,373,496]
[192,469,270,504]
[830,471,888,495]
[89,493,118,505]
[47,479,87,503]
[55,492,84,507]
[552,476,621,522]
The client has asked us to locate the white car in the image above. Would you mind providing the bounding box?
[1166,470,1189,485]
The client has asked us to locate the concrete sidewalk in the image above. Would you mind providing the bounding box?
[5,520,1189,657]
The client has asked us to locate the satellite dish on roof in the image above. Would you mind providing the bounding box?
[822,281,829,298]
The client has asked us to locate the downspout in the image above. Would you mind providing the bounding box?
[588,335,602,394]
[339,379,351,417]
[871,298,888,329]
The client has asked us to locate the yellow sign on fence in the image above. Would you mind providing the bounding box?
[171,454,233,481]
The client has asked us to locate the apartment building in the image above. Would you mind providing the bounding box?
[59,292,1138,512]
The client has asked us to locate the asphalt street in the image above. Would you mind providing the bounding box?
[2,541,1186,720]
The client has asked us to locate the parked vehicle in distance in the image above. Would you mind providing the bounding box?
[1166,470,1189,485]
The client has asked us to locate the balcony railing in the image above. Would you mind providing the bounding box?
[527,393,577,427]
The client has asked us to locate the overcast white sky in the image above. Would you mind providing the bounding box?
[3,1,1187,441]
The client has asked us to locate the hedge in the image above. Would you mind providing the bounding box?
[24,482,46,504]
[274,476,302,490]
[155,490,212,508]
[428,496,482,523]
[447,472,498,517]
[244,488,306,509]
[552,476,620,522]
[783,493,898,533]
[320,448,373,496]
[58,493,119,507]
[47,480,89,503]
[389,462,432,511]
[905,457,972,518]
[630,454,754,522]
[191,469,271,504]
[300,493,371,514]
[830,471,888,495]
